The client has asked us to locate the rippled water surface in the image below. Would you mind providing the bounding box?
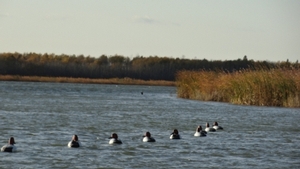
[0,81,299,168]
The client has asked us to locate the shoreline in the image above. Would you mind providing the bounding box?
[0,75,176,86]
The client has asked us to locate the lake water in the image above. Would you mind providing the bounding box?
[0,81,299,169]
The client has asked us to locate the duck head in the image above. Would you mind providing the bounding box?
[173,129,179,135]
[72,135,78,141]
[145,131,151,137]
[110,133,118,139]
[206,123,210,127]
[9,137,15,145]
[197,125,203,132]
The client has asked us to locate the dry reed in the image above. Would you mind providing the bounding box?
[0,75,175,86]
[176,69,300,107]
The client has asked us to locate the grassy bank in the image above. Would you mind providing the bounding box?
[0,75,175,86]
[176,69,300,107]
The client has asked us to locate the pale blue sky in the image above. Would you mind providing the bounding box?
[1,0,299,62]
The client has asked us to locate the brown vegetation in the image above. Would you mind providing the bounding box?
[0,75,175,86]
[176,69,300,107]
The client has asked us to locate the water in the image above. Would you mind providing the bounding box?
[0,81,299,169]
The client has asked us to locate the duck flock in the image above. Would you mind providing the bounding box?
[1,122,223,151]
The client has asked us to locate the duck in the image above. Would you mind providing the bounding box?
[1,137,17,152]
[109,133,122,144]
[205,122,216,132]
[213,121,223,130]
[68,134,81,148]
[194,125,207,137]
[170,129,181,139]
[142,131,156,142]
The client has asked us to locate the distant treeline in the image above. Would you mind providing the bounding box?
[0,52,299,81]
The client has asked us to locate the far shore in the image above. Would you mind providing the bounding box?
[0,75,175,86]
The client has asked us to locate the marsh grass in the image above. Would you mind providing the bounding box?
[176,69,300,107]
[0,75,175,86]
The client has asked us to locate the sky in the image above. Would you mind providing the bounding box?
[1,0,299,62]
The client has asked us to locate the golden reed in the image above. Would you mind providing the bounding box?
[176,69,300,107]
[0,75,175,86]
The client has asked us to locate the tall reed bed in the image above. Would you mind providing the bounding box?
[176,69,300,107]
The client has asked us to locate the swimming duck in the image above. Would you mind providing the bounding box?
[109,133,122,144]
[68,134,81,148]
[143,131,156,142]
[194,125,207,137]
[170,129,181,139]
[1,137,17,152]
[205,123,216,132]
[213,121,223,130]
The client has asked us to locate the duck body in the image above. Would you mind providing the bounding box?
[68,140,81,148]
[170,134,181,139]
[194,131,207,137]
[205,127,216,132]
[213,125,223,130]
[109,138,122,144]
[143,136,156,142]
[1,144,16,152]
